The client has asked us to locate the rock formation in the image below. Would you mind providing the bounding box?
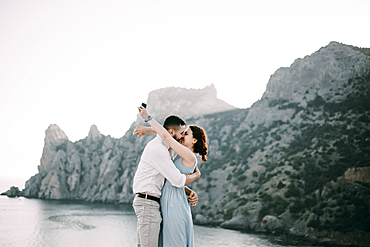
[261,215,285,233]
[21,84,235,203]
[1,186,22,197]
[189,42,370,246]
[146,84,236,122]
[5,41,370,247]
[343,167,370,184]
[263,42,369,102]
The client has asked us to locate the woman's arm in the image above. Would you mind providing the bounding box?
[133,126,156,137]
[138,106,196,166]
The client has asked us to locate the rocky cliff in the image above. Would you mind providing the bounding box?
[12,42,370,246]
[145,84,236,121]
[22,85,236,204]
[189,42,370,246]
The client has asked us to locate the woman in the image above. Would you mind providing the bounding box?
[137,105,208,247]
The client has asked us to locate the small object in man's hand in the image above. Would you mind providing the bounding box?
[139,103,147,112]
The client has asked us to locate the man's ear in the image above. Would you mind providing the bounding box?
[192,139,198,144]
[168,129,174,136]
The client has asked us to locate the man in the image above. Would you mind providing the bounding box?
[132,115,200,247]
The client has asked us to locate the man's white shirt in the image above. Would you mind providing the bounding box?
[133,135,186,198]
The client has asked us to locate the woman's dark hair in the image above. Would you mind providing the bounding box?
[163,115,186,131]
[189,125,208,162]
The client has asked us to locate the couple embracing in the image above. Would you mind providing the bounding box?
[132,105,208,247]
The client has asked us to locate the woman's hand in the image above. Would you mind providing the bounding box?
[133,126,154,137]
[138,105,149,119]
[188,190,198,207]
[185,187,198,206]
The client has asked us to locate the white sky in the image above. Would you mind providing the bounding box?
[0,0,369,190]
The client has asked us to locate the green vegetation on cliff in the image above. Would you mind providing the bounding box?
[191,71,370,239]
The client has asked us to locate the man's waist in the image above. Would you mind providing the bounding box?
[133,176,163,197]
[137,192,160,198]
[133,184,162,197]
[136,193,161,203]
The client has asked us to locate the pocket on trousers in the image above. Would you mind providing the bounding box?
[133,199,146,225]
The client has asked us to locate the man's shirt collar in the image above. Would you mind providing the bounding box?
[157,135,170,150]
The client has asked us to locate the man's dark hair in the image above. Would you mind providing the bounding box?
[163,115,186,131]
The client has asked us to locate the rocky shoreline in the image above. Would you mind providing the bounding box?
[194,212,370,247]
[1,189,368,247]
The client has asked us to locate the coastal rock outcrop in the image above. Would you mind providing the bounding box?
[7,42,370,247]
[189,42,370,246]
[20,85,234,203]
[1,186,23,197]
[220,216,250,230]
[261,215,285,233]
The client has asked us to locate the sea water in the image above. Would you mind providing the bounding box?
[0,196,320,247]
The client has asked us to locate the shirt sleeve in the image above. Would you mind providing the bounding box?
[150,146,186,188]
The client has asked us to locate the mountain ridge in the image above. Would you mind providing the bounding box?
[3,41,370,247]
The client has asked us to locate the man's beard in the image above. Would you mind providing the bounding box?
[172,134,182,143]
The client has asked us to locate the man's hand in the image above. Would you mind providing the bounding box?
[188,190,198,206]
[133,126,151,137]
[184,166,201,185]
[194,166,201,179]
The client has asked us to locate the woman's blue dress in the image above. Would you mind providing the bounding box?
[159,154,196,247]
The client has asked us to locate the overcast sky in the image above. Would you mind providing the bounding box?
[0,0,369,190]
